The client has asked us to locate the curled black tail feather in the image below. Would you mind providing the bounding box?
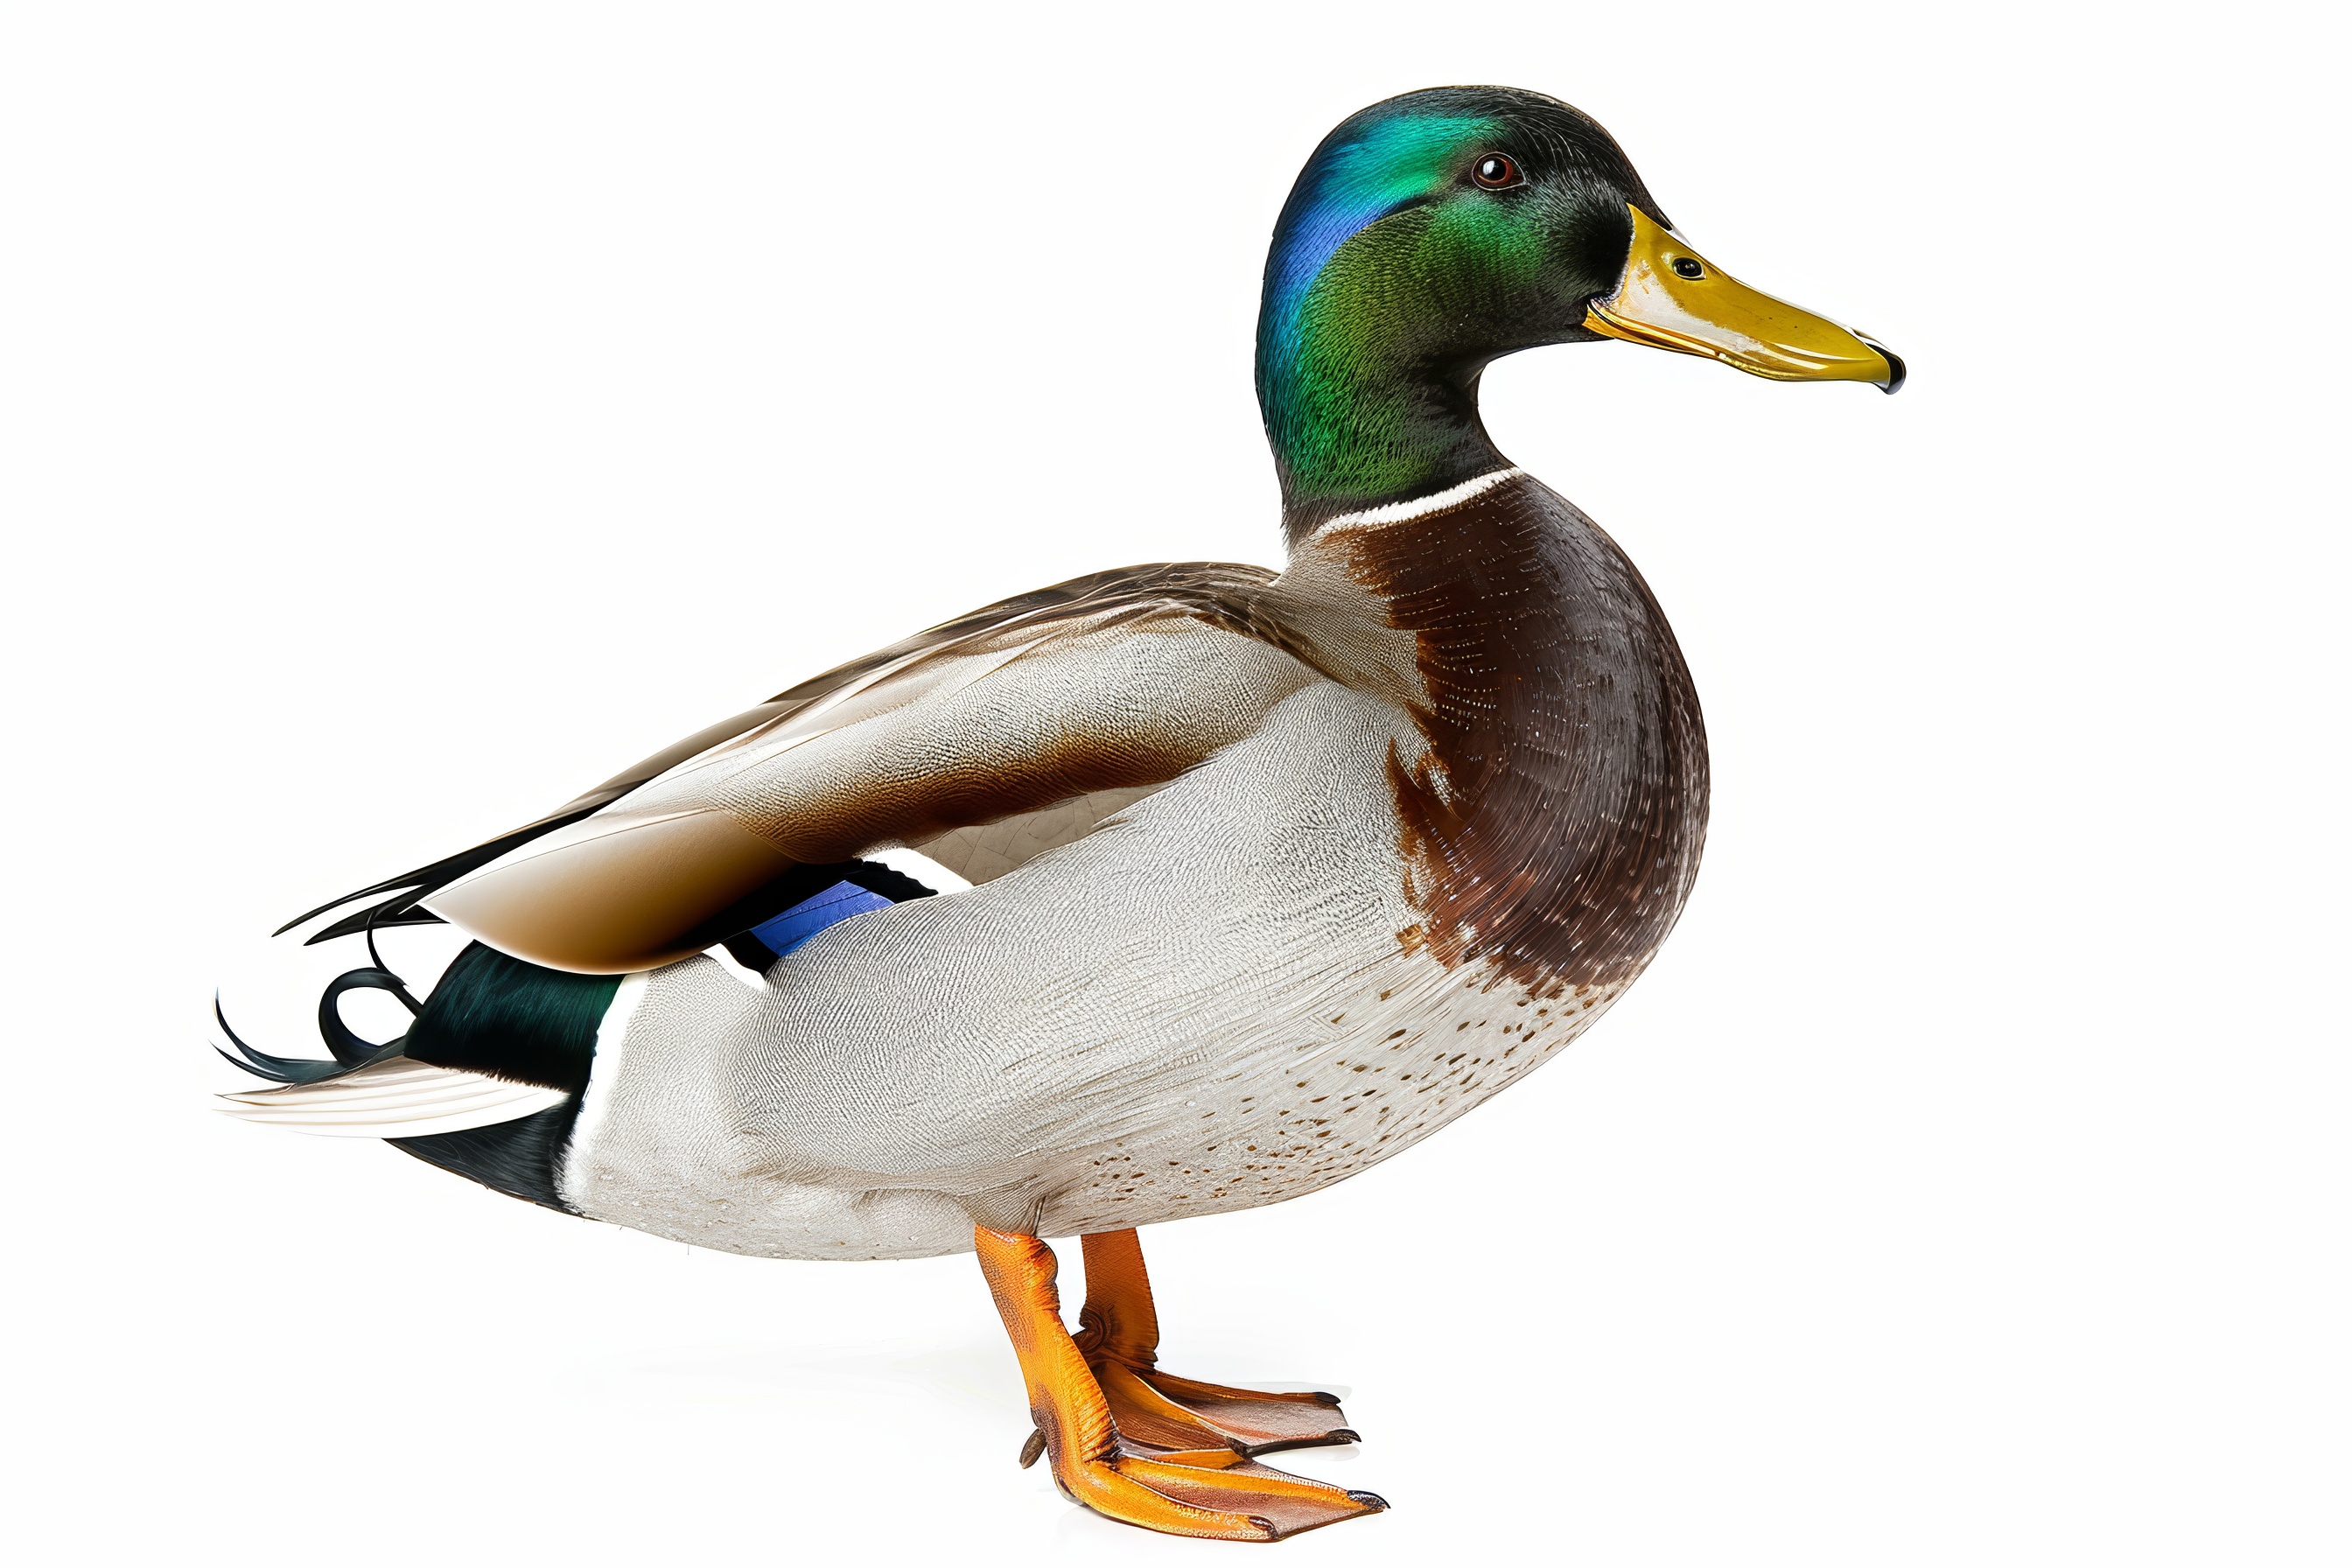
[220,942,619,1212]
[214,996,357,1084]
[217,966,416,1084]
[317,969,416,1068]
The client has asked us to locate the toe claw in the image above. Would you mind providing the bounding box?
[1018,1428,1046,1469]
[1096,1363,1365,1456]
[1100,1452,1389,1538]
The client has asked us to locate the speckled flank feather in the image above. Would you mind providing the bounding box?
[544,472,1701,1259]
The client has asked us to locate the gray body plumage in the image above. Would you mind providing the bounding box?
[563,672,1624,1257]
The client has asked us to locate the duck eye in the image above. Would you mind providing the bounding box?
[1471,154,1522,190]
[1671,257,1705,280]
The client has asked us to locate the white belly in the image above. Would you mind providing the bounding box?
[557,682,1626,1259]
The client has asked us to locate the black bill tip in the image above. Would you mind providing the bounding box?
[1860,336,1906,395]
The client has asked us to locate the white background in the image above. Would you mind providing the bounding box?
[4,3,2342,1564]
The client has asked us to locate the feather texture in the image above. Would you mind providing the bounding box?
[217,1056,569,1138]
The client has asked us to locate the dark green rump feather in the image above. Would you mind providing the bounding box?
[403,942,620,1093]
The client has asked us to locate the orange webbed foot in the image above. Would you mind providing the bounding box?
[1073,1448,1384,1541]
[1033,1437,1384,1541]
[977,1226,1387,1542]
[1091,1362,1359,1457]
[1075,1228,1362,1457]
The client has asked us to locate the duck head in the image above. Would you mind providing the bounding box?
[1259,86,1902,536]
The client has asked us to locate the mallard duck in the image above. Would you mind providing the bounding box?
[220,85,1899,1541]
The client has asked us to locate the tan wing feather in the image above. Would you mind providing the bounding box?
[422,564,1317,972]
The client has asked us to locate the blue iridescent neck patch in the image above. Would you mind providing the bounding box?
[1261,114,1496,356]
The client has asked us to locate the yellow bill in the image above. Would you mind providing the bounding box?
[1586,206,1904,393]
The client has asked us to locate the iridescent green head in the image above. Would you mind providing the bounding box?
[1258,87,1665,533]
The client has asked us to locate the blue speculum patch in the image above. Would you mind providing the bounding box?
[748,881,895,958]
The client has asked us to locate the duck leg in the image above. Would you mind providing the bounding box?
[1073,1228,1362,1457]
[975,1227,1386,1541]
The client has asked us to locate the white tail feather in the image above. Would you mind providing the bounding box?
[217,1055,567,1138]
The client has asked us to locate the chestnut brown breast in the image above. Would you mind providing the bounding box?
[1313,475,1710,997]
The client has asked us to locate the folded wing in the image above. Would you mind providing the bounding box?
[295,563,1318,974]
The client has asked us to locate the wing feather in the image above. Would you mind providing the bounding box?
[288,563,1301,972]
